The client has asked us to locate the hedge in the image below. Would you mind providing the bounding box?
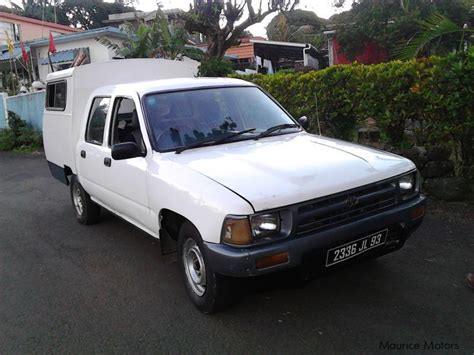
[232,48,474,172]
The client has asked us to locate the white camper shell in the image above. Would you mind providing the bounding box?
[43,59,426,313]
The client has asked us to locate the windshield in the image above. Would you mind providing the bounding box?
[143,86,298,152]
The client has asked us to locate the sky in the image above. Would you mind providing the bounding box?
[1,0,352,37]
[143,0,352,37]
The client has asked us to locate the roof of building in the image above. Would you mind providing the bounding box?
[0,11,79,33]
[225,37,266,60]
[27,26,128,48]
[0,27,128,61]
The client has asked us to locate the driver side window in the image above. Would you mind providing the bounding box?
[109,97,146,154]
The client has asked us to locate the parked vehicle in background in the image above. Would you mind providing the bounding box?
[43,59,426,313]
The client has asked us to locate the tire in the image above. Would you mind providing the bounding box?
[178,221,237,314]
[70,176,101,225]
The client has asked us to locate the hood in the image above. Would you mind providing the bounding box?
[164,133,415,212]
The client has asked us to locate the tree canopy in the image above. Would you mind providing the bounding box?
[331,0,473,59]
[266,9,328,47]
[3,0,135,29]
[181,0,300,59]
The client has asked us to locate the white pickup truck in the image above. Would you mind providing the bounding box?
[44,59,426,313]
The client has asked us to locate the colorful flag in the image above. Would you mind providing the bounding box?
[5,31,14,54]
[48,32,57,53]
[20,41,29,64]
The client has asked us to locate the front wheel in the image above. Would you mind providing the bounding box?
[70,176,101,225]
[178,222,237,314]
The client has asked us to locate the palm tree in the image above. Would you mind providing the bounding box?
[394,13,473,60]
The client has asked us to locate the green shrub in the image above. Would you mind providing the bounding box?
[198,58,234,77]
[0,129,16,151]
[231,49,474,170]
[0,112,43,152]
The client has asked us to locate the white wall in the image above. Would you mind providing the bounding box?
[35,36,124,81]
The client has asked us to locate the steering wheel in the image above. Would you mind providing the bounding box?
[155,124,195,148]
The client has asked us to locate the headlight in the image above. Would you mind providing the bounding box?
[398,171,420,200]
[250,212,281,238]
[399,174,414,191]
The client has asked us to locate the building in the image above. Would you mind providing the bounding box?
[225,37,323,73]
[0,11,78,44]
[324,30,388,66]
[104,9,184,34]
[0,27,128,84]
[225,36,264,70]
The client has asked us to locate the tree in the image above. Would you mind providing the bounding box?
[181,0,300,59]
[97,10,202,60]
[393,13,473,60]
[331,0,472,59]
[267,9,327,47]
[61,0,135,29]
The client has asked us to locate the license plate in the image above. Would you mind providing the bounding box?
[326,229,388,267]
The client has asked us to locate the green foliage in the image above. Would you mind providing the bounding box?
[0,130,16,151]
[198,59,234,77]
[267,10,328,48]
[97,10,200,60]
[231,49,474,169]
[333,0,472,60]
[5,0,134,29]
[393,13,473,60]
[0,112,43,152]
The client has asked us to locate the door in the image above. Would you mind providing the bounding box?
[100,96,153,231]
[76,96,111,201]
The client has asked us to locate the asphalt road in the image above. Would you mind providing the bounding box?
[1,152,473,354]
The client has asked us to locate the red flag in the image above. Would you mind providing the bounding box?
[20,41,29,64]
[48,32,57,54]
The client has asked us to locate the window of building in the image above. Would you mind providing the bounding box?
[45,81,67,111]
[85,97,110,145]
[0,21,20,42]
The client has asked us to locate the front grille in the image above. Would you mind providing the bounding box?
[296,180,398,236]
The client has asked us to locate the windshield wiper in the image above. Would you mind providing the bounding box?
[253,123,300,140]
[175,128,256,154]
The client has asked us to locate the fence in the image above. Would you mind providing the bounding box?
[0,91,46,131]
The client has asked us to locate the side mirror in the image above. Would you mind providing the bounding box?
[111,142,141,160]
[297,116,309,130]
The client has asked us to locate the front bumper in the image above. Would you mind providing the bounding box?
[204,195,426,277]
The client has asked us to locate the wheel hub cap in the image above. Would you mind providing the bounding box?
[73,186,84,216]
[183,239,207,297]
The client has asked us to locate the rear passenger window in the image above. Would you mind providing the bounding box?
[46,81,67,111]
[85,97,110,145]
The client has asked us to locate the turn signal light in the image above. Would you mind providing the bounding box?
[256,252,289,269]
[222,217,253,245]
[411,206,425,220]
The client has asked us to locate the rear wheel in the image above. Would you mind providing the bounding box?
[178,221,237,314]
[70,176,101,225]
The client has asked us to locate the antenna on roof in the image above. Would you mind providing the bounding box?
[314,93,322,136]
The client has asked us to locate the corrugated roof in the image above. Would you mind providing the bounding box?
[26,27,127,48]
[39,49,76,65]
[226,43,255,60]
[0,46,26,61]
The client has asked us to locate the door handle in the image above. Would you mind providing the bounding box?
[104,157,112,167]
[80,150,86,158]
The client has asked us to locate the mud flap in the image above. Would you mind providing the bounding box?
[159,228,177,255]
